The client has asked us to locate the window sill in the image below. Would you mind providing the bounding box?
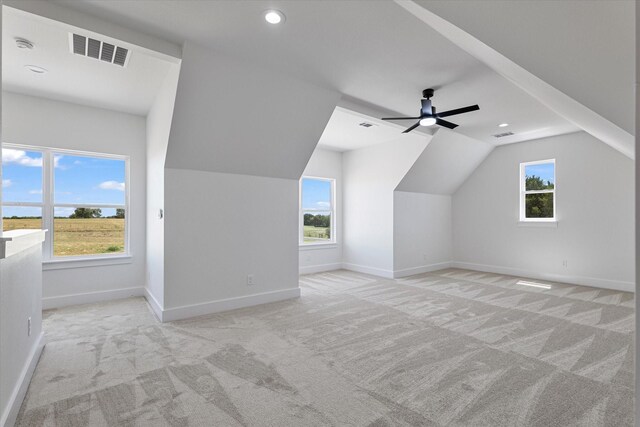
[299,243,338,251]
[43,254,133,271]
[518,221,558,228]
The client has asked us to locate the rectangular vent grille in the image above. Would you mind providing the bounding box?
[70,33,129,67]
[493,131,514,138]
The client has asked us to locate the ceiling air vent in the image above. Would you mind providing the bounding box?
[493,131,514,138]
[70,33,130,67]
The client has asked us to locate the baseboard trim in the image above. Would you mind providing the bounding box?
[1,332,45,427]
[452,261,634,293]
[341,263,394,278]
[143,288,164,322]
[299,263,343,275]
[161,287,301,322]
[393,262,453,278]
[42,287,145,309]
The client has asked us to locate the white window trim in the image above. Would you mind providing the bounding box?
[2,143,130,262]
[519,158,556,223]
[299,176,336,247]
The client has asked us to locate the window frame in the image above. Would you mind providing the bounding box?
[519,158,556,223]
[299,176,336,247]
[2,143,130,262]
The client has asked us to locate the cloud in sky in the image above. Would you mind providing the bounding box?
[29,189,42,195]
[2,149,63,168]
[98,181,125,192]
[2,149,42,167]
[2,179,11,188]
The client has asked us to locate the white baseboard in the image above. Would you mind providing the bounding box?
[1,332,45,427]
[299,262,343,275]
[161,288,301,322]
[143,288,164,322]
[452,261,634,293]
[42,287,145,309]
[341,263,394,278]
[393,262,453,278]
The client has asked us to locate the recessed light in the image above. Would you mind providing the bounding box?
[25,65,47,74]
[15,38,34,50]
[264,10,285,25]
[419,117,437,127]
[498,123,509,127]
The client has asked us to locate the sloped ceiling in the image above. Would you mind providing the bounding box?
[414,0,634,135]
[403,0,634,158]
[165,42,340,178]
[396,128,493,195]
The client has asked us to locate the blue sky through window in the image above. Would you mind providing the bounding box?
[525,162,554,184]
[2,148,125,218]
[301,178,331,212]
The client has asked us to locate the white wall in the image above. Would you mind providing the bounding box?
[0,243,44,427]
[453,131,634,291]
[145,63,180,313]
[163,168,300,321]
[393,191,452,277]
[342,137,429,276]
[2,92,147,306]
[299,148,343,274]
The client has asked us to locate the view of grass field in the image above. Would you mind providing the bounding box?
[3,217,125,256]
[303,225,330,242]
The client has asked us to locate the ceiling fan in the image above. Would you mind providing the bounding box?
[382,88,479,133]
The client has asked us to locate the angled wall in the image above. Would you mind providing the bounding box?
[392,129,492,277]
[342,135,430,276]
[161,42,340,319]
[165,42,340,179]
[396,128,493,195]
[145,63,180,315]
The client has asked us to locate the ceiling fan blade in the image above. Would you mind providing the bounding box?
[436,104,480,118]
[421,99,432,116]
[436,118,458,129]
[402,122,421,133]
[381,116,421,121]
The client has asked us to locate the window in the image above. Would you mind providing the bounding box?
[300,177,335,245]
[2,144,129,260]
[520,159,555,221]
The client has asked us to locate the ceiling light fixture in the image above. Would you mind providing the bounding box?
[419,117,437,127]
[15,38,34,50]
[264,10,285,25]
[498,123,509,127]
[24,65,47,74]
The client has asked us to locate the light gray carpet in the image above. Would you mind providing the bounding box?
[16,268,634,426]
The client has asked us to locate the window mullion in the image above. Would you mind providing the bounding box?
[42,150,54,260]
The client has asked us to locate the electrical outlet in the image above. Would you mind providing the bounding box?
[27,317,31,337]
[247,274,256,285]
[423,254,428,262]
[562,260,568,268]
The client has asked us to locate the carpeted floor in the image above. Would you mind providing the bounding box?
[16,268,634,426]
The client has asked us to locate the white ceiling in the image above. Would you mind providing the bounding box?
[2,6,173,116]
[416,0,635,136]
[317,107,431,152]
[49,0,580,145]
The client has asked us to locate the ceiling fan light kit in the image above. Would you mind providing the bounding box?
[381,88,480,134]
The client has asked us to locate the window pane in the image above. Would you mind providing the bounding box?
[525,162,554,190]
[525,193,554,218]
[54,155,125,205]
[54,207,125,257]
[2,206,42,232]
[303,211,331,242]
[1,148,43,203]
[301,178,331,212]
